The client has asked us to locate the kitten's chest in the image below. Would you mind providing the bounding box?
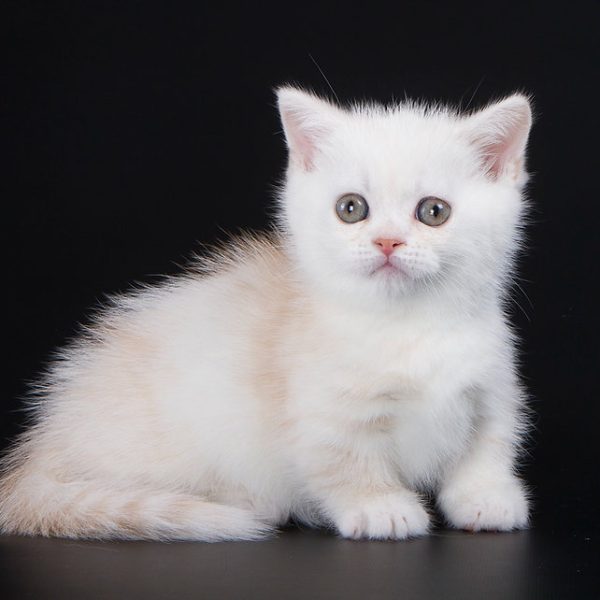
[328,319,489,404]
[339,322,485,485]
[286,308,495,487]
[300,317,485,487]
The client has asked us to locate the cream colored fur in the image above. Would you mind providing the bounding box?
[0,87,533,540]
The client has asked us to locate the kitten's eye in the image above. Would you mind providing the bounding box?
[416,197,451,227]
[335,194,369,224]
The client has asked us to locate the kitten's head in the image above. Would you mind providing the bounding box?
[276,87,532,309]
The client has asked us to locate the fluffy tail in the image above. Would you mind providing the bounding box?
[0,464,272,541]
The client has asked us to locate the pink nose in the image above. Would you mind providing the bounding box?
[373,238,404,257]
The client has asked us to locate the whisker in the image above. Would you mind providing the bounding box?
[513,280,534,310]
[308,54,340,104]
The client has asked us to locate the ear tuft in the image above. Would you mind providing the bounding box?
[276,86,340,171]
[465,94,533,183]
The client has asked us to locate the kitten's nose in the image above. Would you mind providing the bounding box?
[373,238,404,257]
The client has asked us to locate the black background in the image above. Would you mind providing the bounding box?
[2,1,599,598]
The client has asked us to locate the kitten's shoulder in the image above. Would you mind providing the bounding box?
[182,230,299,314]
[188,230,289,281]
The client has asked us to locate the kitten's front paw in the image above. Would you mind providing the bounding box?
[438,477,529,532]
[334,492,429,540]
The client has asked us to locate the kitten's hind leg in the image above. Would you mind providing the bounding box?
[0,465,273,541]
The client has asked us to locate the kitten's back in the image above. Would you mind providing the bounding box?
[0,233,296,540]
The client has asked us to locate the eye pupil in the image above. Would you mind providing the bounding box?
[336,194,369,224]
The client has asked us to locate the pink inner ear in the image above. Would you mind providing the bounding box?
[468,98,531,181]
[278,88,340,172]
[289,119,317,171]
[281,108,321,171]
[479,133,519,180]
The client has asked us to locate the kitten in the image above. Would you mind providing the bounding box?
[0,87,533,541]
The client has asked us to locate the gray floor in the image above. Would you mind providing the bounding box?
[1,523,596,599]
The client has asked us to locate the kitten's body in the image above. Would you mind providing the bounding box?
[0,88,533,540]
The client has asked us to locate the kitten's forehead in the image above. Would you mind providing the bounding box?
[329,107,473,193]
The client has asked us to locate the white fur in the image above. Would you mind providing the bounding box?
[0,87,533,541]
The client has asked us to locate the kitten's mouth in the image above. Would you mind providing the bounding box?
[371,261,406,277]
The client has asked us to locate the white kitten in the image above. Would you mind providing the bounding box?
[0,87,533,541]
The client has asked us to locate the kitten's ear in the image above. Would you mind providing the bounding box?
[464,95,533,183]
[276,87,342,171]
